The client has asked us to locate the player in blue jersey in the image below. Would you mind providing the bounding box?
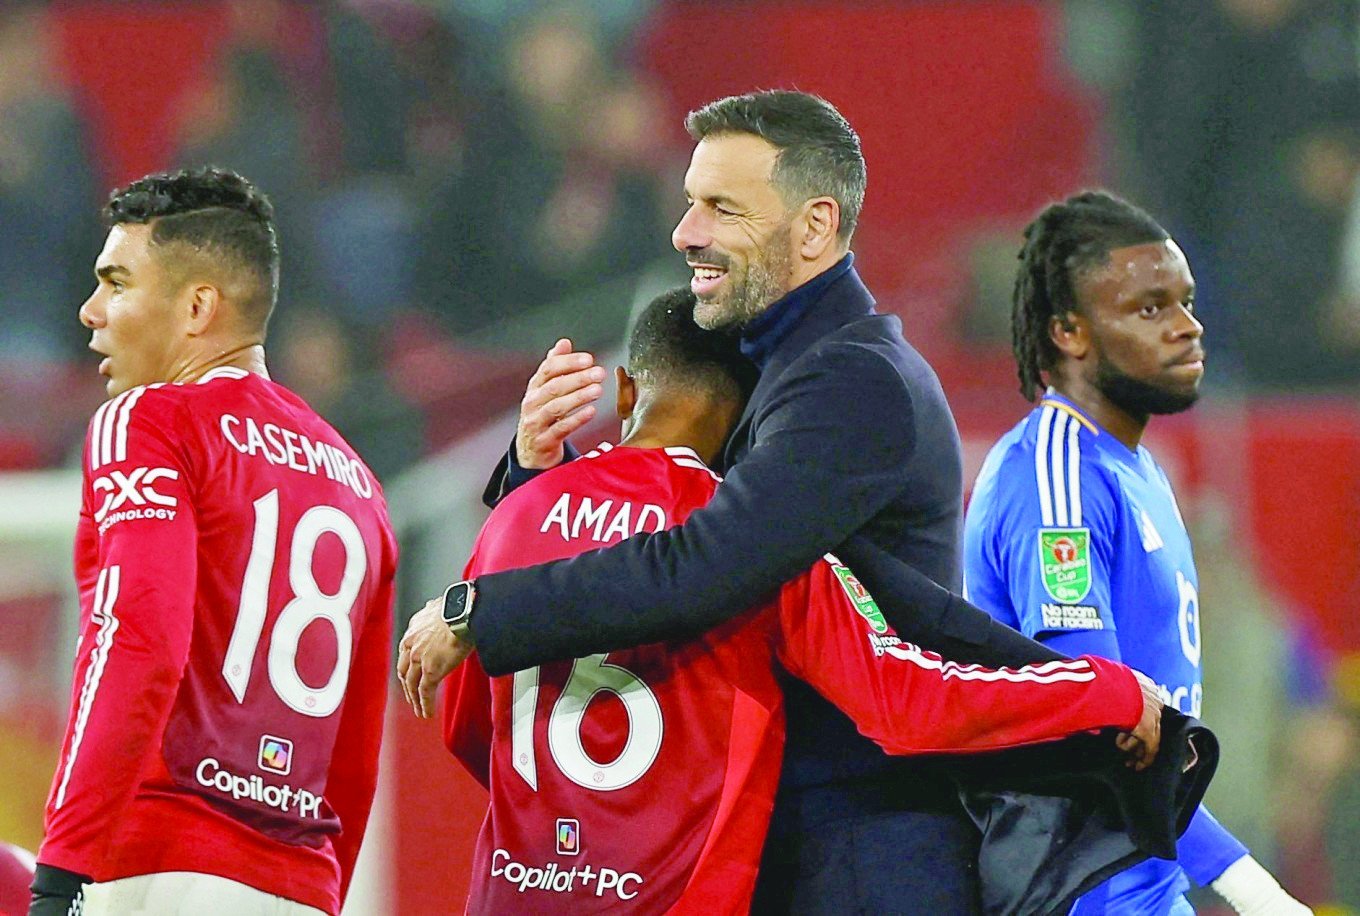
[963,191,1310,916]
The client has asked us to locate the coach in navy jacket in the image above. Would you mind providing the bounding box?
[451,90,1102,915]
[399,92,1193,913]
[477,258,1079,913]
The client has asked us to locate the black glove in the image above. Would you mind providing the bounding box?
[28,863,90,916]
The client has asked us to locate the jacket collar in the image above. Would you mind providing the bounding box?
[739,253,861,370]
[717,254,876,472]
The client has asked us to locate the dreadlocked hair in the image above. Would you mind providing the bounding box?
[1011,190,1170,401]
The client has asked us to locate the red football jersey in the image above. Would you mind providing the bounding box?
[39,367,396,915]
[444,444,1142,914]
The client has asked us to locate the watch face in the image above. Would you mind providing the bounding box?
[443,584,470,626]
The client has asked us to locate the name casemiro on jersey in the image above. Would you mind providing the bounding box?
[219,413,373,500]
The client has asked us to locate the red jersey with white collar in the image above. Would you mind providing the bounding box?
[39,367,396,915]
[444,443,1142,914]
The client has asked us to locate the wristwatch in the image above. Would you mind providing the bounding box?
[441,579,477,641]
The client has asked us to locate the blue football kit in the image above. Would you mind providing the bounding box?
[964,393,1247,915]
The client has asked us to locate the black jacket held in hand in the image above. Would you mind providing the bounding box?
[958,710,1219,916]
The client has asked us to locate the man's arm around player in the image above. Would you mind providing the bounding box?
[776,557,1162,765]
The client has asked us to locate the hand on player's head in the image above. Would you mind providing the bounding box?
[516,339,606,471]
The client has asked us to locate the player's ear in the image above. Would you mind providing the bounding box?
[615,366,636,422]
[1049,311,1090,360]
[185,283,221,337]
[798,196,841,261]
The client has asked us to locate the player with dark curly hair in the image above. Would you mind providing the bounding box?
[966,191,1310,916]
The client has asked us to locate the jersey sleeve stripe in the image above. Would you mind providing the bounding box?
[90,384,164,469]
[1035,405,1085,529]
[88,400,109,469]
[1066,416,1083,526]
[897,656,1094,676]
[88,397,118,471]
[112,385,150,464]
[55,565,121,809]
[97,390,135,469]
[882,643,1096,683]
[1050,411,1070,526]
[665,446,723,481]
[1035,406,1055,525]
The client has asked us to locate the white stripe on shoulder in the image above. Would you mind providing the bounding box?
[1050,410,1070,526]
[56,564,121,809]
[665,446,721,481]
[1034,406,1055,526]
[94,390,135,470]
[1066,414,1083,526]
[92,384,165,468]
[196,367,251,384]
[1035,405,1086,528]
[112,385,150,464]
[88,397,120,471]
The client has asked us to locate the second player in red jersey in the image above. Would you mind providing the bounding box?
[426,289,1161,914]
[33,169,395,916]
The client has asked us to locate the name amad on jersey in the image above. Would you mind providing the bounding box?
[538,493,668,544]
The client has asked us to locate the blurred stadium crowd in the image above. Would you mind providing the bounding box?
[3,0,1360,912]
[5,1,1360,466]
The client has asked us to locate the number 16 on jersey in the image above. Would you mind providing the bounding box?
[511,654,664,792]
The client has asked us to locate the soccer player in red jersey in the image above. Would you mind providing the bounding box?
[29,169,396,916]
[411,288,1162,914]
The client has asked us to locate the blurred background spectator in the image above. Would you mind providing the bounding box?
[414,4,674,338]
[1118,0,1360,390]
[0,3,96,369]
[272,307,426,482]
[2,2,1359,912]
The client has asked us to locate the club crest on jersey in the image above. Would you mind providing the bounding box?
[826,554,888,634]
[556,818,580,856]
[258,735,294,776]
[1039,528,1092,603]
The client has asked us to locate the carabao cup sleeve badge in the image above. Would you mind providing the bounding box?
[827,559,890,634]
[1038,528,1092,603]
